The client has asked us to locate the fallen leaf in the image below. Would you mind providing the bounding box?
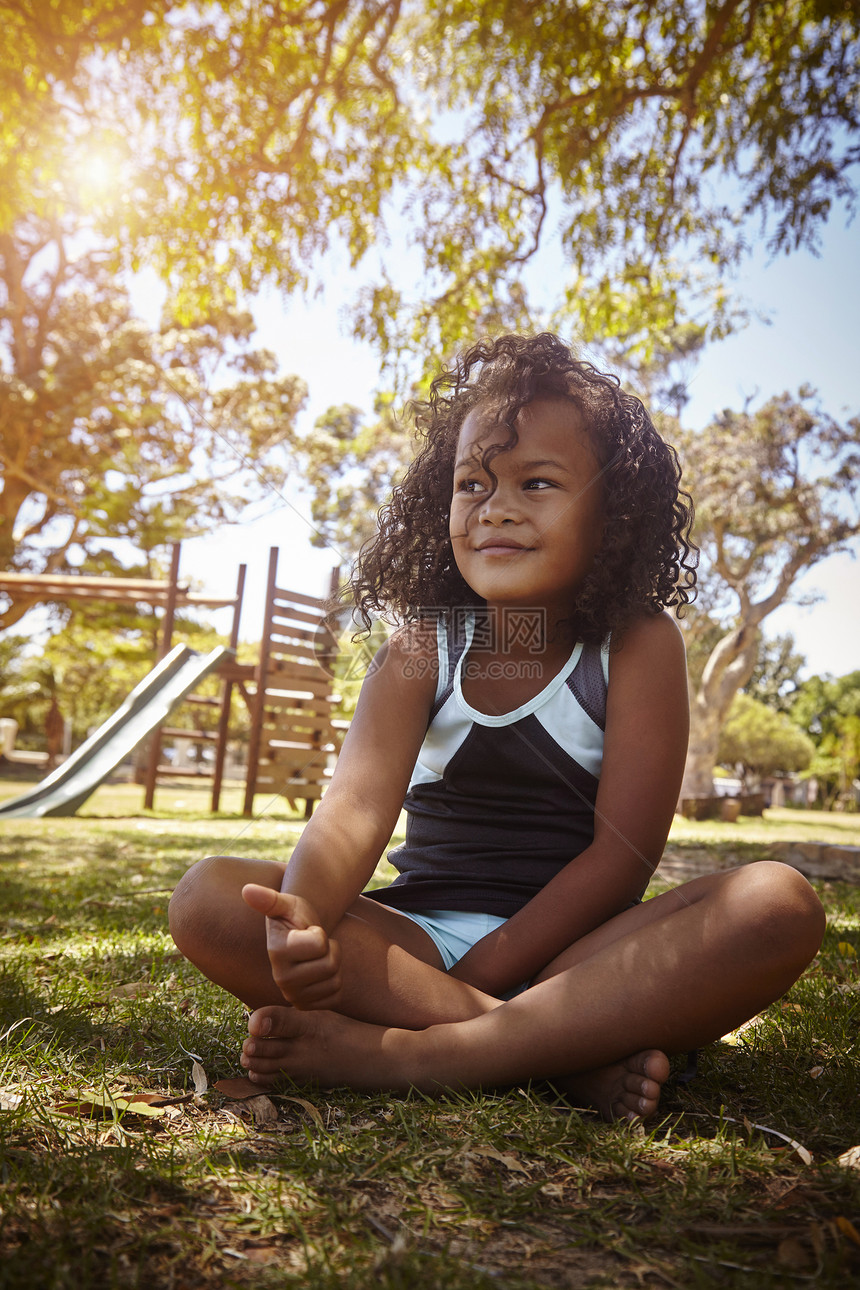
[116,1099,164,1118]
[191,1060,208,1095]
[466,1145,530,1175]
[109,981,154,999]
[835,1216,860,1248]
[214,1077,261,1100]
[837,1145,860,1170]
[54,1091,163,1120]
[808,1066,825,1078]
[837,941,856,958]
[750,1120,813,1165]
[121,1092,193,1108]
[0,1089,23,1111]
[244,1247,281,1264]
[245,1095,278,1125]
[281,1094,325,1130]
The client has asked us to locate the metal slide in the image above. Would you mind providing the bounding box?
[0,644,233,819]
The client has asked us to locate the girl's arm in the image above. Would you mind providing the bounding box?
[243,622,439,1010]
[275,622,439,928]
[449,611,690,997]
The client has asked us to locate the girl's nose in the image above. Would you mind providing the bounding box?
[478,485,519,525]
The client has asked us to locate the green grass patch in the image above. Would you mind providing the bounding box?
[670,807,860,848]
[1,799,859,1287]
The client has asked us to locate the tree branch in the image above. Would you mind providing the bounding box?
[0,449,83,518]
[676,0,754,119]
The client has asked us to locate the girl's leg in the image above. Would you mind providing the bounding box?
[168,855,503,1026]
[241,861,825,1117]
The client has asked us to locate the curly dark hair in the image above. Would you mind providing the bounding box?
[348,332,697,643]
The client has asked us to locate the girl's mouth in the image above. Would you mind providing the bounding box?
[475,540,531,555]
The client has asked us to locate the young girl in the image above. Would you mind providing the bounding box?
[169,333,824,1121]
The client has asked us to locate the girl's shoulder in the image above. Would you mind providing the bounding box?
[388,617,441,658]
[606,610,686,673]
[371,619,441,692]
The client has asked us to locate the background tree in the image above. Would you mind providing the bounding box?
[717,691,815,791]
[0,623,148,752]
[0,234,306,628]
[302,399,415,558]
[674,390,860,797]
[2,1,857,373]
[745,632,808,715]
[791,671,860,809]
[0,632,36,744]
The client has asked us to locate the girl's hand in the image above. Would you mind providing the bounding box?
[241,884,343,1011]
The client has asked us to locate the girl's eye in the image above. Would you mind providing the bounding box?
[456,478,486,494]
[524,478,555,490]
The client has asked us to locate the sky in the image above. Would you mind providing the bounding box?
[157,208,860,681]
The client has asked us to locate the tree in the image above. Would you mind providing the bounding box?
[717,692,814,789]
[745,632,808,715]
[0,235,307,628]
[675,390,860,797]
[0,621,150,751]
[1,2,858,373]
[792,671,860,808]
[302,398,415,558]
[0,632,35,742]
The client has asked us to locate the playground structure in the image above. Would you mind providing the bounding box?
[0,545,343,817]
[0,644,232,819]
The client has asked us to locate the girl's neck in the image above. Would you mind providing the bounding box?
[471,603,578,664]
[458,607,579,716]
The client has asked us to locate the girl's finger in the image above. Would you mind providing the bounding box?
[241,884,310,928]
[268,924,329,962]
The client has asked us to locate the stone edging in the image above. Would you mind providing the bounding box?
[766,841,860,883]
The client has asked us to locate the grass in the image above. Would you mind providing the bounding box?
[1,780,859,1288]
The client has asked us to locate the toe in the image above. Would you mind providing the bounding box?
[247,1004,298,1040]
[243,1036,293,1059]
[641,1050,671,1083]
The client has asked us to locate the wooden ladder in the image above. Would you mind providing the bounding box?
[243,549,342,818]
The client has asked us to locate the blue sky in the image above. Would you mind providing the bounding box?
[166,207,859,680]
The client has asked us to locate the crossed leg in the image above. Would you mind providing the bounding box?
[169,858,825,1121]
[168,854,505,1024]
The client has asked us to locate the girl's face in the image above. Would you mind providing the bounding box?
[449,397,605,622]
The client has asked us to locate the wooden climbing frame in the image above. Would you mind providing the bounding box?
[242,548,343,818]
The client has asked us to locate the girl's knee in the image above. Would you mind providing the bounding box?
[736,860,825,961]
[168,854,222,955]
[168,855,283,958]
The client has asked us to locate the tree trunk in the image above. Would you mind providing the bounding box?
[681,621,759,800]
[682,701,725,798]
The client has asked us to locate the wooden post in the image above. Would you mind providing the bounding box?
[243,547,279,818]
[144,543,181,810]
[211,562,246,812]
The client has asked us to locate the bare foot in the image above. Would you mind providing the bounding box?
[240,1007,671,1120]
[552,1049,671,1122]
[241,1004,417,1091]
